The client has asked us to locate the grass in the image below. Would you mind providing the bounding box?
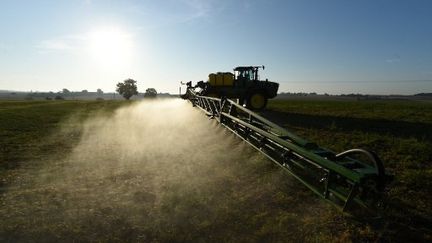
[0,100,129,198]
[268,99,432,124]
[265,99,432,241]
[0,99,431,242]
[0,100,125,167]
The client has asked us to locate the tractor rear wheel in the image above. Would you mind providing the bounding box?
[247,92,268,110]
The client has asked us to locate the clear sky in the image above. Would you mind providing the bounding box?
[0,0,431,95]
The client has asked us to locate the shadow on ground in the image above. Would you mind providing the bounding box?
[262,110,432,142]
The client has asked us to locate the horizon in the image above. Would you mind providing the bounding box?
[1,0,431,95]
[2,87,431,97]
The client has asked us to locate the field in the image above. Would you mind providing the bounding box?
[0,99,431,242]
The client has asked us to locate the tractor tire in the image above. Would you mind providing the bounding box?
[246,92,268,110]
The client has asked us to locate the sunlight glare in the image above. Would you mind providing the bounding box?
[88,27,133,69]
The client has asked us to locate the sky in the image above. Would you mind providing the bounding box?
[0,0,431,95]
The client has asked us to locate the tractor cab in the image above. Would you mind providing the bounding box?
[234,66,264,82]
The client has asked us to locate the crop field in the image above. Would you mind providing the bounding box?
[1,99,431,242]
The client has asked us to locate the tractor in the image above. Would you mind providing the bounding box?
[181,66,392,213]
[182,66,279,110]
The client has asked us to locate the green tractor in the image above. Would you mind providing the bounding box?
[182,66,279,110]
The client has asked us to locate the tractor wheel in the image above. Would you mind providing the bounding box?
[246,92,268,110]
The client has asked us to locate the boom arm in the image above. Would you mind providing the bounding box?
[182,89,392,213]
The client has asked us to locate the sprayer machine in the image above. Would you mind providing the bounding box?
[181,66,392,213]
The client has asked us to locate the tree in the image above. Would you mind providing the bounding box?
[62,88,70,95]
[116,79,138,100]
[144,88,157,98]
[97,88,103,95]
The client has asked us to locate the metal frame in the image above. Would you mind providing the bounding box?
[184,90,390,212]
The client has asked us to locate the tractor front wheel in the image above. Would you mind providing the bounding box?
[246,92,268,110]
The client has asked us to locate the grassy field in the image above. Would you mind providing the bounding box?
[0,100,126,172]
[0,99,431,242]
[265,99,432,241]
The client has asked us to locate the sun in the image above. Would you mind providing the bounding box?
[88,27,133,69]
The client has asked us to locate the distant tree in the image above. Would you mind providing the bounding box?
[415,93,432,97]
[116,79,138,100]
[81,90,88,94]
[62,88,70,95]
[144,88,157,98]
[97,88,104,95]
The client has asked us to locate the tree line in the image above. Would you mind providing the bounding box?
[60,78,158,100]
[116,78,157,100]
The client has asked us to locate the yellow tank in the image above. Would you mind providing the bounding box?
[208,72,235,86]
[209,73,217,86]
[223,72,234,86]
[216,72,224,86]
